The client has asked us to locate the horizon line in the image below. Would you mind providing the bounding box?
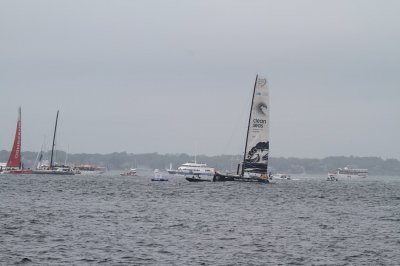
[0,150,398,161]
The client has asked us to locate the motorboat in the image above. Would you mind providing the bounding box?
[168,161,214,176]
[152,169,168,181]
[328,166,368,180]
[272,173,291,180]
[74,164,106,175]
[120,168,137,176]
[185,176,211,182]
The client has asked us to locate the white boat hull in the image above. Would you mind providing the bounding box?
[32,169,75,175]
[328,167,368,181]
[272,174,291,180]
[328,173,367,180]
[77,170,105,175]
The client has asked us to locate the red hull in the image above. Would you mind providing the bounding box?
[4,169,33,174]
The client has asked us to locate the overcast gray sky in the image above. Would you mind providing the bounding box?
[1,0,399,159]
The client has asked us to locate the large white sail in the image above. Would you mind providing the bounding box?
[243,75,269,173]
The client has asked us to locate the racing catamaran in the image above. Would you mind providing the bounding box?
[213,75,270,183]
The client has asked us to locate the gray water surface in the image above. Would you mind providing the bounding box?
[1,173,399,265]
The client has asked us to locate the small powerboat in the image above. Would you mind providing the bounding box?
[152,169,168,181]
[185,175,211,182]
[120,168,137,176]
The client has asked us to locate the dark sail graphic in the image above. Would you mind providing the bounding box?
[242,75,269,174]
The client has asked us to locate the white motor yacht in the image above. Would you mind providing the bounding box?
[172,162,215,176]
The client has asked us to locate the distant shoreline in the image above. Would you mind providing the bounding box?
[1,150,399,176]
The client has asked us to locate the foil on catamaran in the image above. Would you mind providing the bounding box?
[213,75,271,183]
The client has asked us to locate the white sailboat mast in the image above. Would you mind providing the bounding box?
[50,110,59,168]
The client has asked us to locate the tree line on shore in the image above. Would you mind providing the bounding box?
[1,150,399,176]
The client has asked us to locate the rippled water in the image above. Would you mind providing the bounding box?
[1,172,399,265]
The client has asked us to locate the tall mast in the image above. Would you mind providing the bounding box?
[241,75,258,176]
[50,110,59,168]
[18,107,21,169]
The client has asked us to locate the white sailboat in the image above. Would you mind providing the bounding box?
[32,111,74,175]
[213,75,270,182]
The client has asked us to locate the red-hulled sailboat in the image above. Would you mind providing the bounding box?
[2,107,33,174]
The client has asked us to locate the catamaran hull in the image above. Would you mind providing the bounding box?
[185,177,211,182]
[213,172,269,183]
[213,172,236,182]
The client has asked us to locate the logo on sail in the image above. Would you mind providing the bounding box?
[245,141,269,163]
[257,78,267,87]
[256,102,268,116]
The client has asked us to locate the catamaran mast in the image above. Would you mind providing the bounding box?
[50,110,59,169]
[241,75,258,176]
[18,107,22,169]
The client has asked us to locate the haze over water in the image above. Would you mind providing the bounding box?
[2,1,400,265]
[1,172,399,265]
[1,1,400,159]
